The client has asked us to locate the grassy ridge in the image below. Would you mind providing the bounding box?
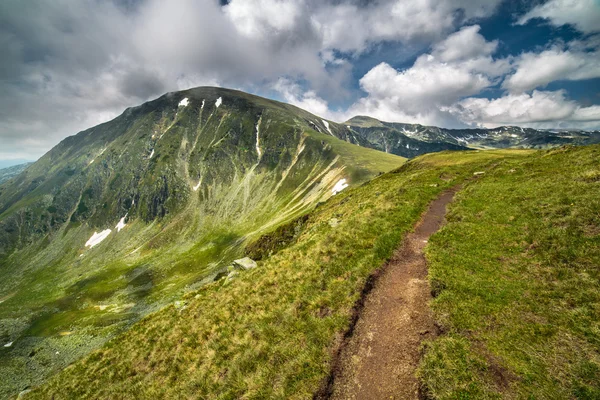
[420,145,600,398]
[26,150,530,399]
[0,87,406,399]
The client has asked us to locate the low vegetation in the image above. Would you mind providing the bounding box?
[9,143,599,399]
[27,149,531,399]
[420,145,600,398]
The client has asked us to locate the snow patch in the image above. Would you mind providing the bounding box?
[332,178,349,195]
[255,118,262,160]
[149,149,155,159]
[4,342,12,348]
[85,229,112,248]
[215,97,222,108]
[178,97,189,107]
[322,119,333,135]
[193,179,201,191]
[115,215,127,232]
[201,99,205,109]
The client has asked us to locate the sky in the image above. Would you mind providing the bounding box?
[1,0,599,162]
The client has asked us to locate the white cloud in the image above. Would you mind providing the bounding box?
[503,47,600,92]
[447,90,600,128]
[223,0,307,40]
[0,0,332,160]
[517,0,600,34]
[431,25,497,62]
[273,78,332,118]
[314,0,503,53]
[345,25,510,125]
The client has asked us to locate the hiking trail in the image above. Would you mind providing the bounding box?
[323,187,459,400]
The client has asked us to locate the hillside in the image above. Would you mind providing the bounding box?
[345,115,600,158]
[0,87,404,398]
[0,163,31,185]
[24,144,600,399]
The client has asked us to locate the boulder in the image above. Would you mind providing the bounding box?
[232,257,258,270]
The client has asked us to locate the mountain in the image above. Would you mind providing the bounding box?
[344,115,600,158]
[0,160,34,170]
[0,163,31,184]
[0,87,404,398]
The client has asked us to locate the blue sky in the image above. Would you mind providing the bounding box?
[0,0,599,162]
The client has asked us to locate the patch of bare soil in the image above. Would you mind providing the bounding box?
[320,187,459,400]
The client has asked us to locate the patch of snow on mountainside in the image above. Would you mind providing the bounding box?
[332,178,349,195]
[178,98,189,107]
[255,119,262,160]
[115,216,127,232]
[149,149,155,159]
[215,97,222,108]
[86,229,112,248]
[322,119,333,135]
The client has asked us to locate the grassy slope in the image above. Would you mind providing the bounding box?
[0,88,406,399]
[420,145,600,398]
[27,150,531,399]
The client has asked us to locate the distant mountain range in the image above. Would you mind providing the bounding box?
[0,163,31,184]
[341,115,600,158]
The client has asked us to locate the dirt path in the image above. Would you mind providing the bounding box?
[325,187,459,400]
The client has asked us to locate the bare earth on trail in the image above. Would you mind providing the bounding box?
[328,188,459,400]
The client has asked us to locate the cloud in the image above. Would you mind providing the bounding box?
[503,46,600,92]
[273,78,333,119]
[314,0,503,53]
[447,90,600,128]
[346,25,510,125]
[0,0,332,160]
[431,25,498,62]
[517,0,600,34]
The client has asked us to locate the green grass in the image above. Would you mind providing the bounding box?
[419,145,600,399]
[0,87,407,399]
[25,149,529,399]
[307,129,406,181]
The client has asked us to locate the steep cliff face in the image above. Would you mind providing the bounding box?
[0,87,404,398]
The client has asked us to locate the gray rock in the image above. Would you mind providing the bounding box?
[232,257,257,270]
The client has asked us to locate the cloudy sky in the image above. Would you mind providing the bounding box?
[1,0,600,162]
